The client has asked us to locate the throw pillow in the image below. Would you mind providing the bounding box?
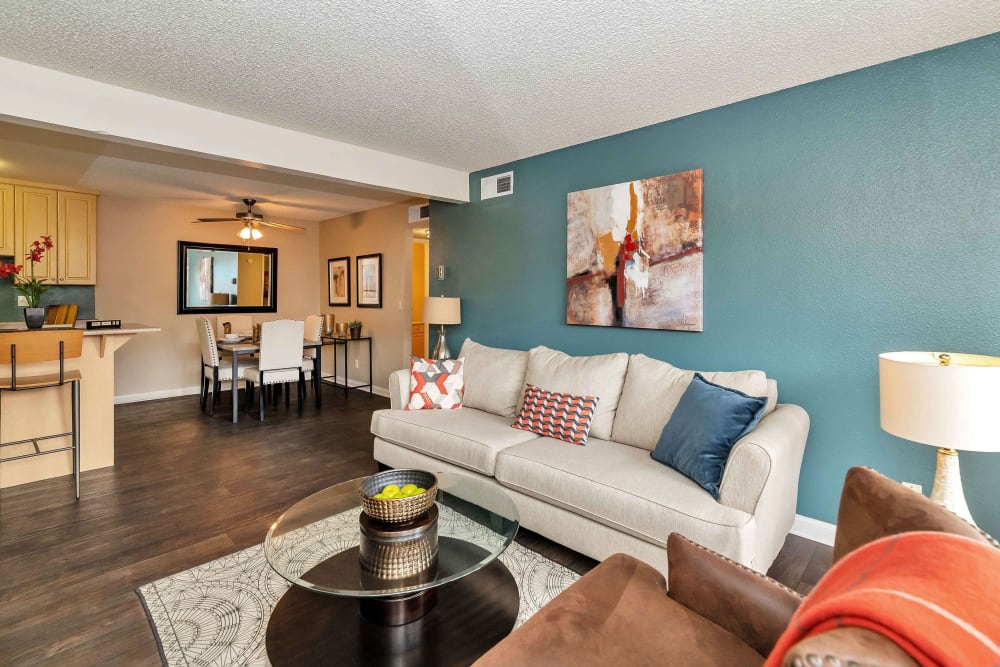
[458,338,529,417]
[406,357,465,410]
[511,384,599,446]
[651,373,767,499]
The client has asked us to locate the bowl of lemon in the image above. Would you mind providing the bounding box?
[359,469,438,523]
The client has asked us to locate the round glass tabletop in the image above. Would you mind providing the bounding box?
[264,472,519,598]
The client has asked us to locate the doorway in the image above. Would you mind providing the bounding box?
[411,230,429,357]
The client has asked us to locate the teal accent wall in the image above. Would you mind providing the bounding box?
[430,34,1000,537]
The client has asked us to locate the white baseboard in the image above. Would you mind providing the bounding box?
[790,513,836,546]
[115,385,202,404]
[116,381,389,404]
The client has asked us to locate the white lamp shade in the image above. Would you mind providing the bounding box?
[879,351,1000,453]
[424,297,461,325]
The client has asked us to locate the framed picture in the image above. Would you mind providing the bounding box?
[328,257,351,306]
[356,253,383,308]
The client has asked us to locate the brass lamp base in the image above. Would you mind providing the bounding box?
[930,447,975,526]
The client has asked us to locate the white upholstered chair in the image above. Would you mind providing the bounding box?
[216,314,253,338]
[244,319,306,421]
[301,314,324,388]
[196,317,253,416]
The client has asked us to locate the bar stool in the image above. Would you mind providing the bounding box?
[0,329,83,499]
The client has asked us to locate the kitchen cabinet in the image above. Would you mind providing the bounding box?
[0,182,13,257]
[6,179,98,285]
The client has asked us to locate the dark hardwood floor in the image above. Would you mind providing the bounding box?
[0,388,831,665]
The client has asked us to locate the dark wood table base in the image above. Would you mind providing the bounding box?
[266,556,519,666]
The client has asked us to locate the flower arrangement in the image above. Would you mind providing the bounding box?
[0,235,54,308]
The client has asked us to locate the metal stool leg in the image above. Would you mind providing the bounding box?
[72,379,81,500]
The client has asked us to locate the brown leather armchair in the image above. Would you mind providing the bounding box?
[475,467,995,666]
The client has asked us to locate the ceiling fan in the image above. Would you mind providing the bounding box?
[193,198,304,240]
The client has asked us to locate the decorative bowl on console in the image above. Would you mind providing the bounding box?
[359,469,438,524]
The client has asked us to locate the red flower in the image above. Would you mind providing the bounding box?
[42,235,53,249]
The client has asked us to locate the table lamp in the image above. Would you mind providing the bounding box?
[424,296,461,360]
[879,351,1000,525]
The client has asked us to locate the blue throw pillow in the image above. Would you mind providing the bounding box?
[651,373,768,499]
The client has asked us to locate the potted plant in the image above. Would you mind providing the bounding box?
[348,319,363,339]
[0,235,53,329]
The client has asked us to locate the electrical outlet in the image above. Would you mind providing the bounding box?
[901,482,923,494]
[16,295,27,307]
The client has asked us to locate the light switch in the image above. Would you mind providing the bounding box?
[16,295,27,307]
[435,265,446,280]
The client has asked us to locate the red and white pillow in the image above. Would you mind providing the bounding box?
[512,384,599,446]
[407,357,465,410]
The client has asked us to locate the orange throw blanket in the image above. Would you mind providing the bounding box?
[766,531,1000,666]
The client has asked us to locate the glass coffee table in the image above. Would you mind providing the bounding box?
[263,472,520,666]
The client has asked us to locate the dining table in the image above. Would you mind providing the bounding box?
[217,338,324,424]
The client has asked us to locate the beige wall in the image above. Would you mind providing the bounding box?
[318,200,425,392]
[96,197,320,400]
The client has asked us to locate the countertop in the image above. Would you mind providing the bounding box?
[0,322,161,335]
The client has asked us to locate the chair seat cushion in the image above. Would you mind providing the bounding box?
[207,360,255,381]
[370,408,539,475]
[244,366,300,385]
[494,437,753,559]
[474,553,764,667]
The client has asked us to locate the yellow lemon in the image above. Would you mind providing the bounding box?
[382,484,401,498]
[401,484,418,496]
[415,488,426,494]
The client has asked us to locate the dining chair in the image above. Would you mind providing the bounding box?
[244,319,306,422]
[301,314,323,391]
[216,314,253,338]
[196,317,253,416]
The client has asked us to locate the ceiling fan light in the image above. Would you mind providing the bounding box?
[238,225,252,240]
[251,227,263,240]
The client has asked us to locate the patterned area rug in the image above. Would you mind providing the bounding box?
[137,507,580,667]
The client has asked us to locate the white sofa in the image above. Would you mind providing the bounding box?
[371,340,809,576]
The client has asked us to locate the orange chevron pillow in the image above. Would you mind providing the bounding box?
[512,384,599,446]
[406,357,465,410]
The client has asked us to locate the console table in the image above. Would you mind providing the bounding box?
[321,335,373,398]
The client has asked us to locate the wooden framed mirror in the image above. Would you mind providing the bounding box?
[177,241,278,314]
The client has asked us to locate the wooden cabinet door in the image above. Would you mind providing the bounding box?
[14,186,57,282]
[57,191,97,284]
[0,182,13,256]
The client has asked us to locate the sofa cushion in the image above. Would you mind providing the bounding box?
[612,354,768,451]
[370,408,538,476]
[406,357,465,410]
[495,436,754,557]
[523,346,629,440]
[458,339,529,418]
[651,373,768,499]
[512,384,599,446]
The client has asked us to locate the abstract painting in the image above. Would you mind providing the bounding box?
[566,169,703,331]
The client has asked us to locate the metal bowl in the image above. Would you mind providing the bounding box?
[359,469,438,524]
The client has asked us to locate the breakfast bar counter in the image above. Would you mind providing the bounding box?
[0,322,159,490]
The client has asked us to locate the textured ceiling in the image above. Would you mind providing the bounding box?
[0,1,997,172]
[0,122,407,221]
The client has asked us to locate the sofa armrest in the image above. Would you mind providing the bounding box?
[389,369,410,409]
[718,403,810,570]
[667,533,802,658]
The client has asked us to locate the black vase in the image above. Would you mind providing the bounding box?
[349,326,361,339]
[23,307,45,330]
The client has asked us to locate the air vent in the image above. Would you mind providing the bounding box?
[408,204,430,223]
[480,171,514,200]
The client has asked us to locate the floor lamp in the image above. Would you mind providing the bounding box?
[424,296,461,360]
[879,351,1000,525]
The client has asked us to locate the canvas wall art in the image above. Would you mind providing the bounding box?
[566,169,703,331]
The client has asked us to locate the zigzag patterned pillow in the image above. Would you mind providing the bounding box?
[512,384,599,446]
[407,357,465,410]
